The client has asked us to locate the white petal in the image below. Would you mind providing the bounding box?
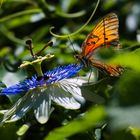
[50,86,81,109]
[59,79,86,104]
[60,78,105,104]
[33,90,52,124]
[1,89,42,123]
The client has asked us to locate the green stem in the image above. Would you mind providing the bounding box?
[55,10,86,18]
[35,0,51,17]
[0,25,25,45]
[0,9,41,23]
[49,0,100,38]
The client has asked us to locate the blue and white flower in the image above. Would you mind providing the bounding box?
[0,64,89,124]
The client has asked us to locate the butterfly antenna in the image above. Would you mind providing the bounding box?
[25,39,36,58]
[68,36,80,64]
[68,36,77,55]
[35,40,53,56]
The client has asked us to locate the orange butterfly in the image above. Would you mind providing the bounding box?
[76,13,123,77]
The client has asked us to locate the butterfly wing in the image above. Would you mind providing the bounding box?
[81,13,120,58]
[89,58,124,77]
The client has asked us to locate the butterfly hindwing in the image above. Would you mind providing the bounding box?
[89,58,123,77]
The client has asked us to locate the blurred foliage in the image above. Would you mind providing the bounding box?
[0,0,140,140]
[45,106,106,140]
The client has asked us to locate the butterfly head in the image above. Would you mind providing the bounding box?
[75,54,90,67]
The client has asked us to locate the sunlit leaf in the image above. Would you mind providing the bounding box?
[45,106,106,140]
[127,127,140,140]
[109,48,140,72]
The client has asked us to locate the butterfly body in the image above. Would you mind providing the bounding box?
[76,13,123,76]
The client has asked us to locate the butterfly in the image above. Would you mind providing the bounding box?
[75,13,123,77]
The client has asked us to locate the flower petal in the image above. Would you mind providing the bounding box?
[45,64,83,84]
[50,86,81,109]
[60,77,105,104]
[33,89,52,124]
[59,79,86,104]
[1,89,41,123]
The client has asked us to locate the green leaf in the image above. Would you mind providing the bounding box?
[116,71,140,106]
[44,106,106,140]
[109,127,140,140]
[109,48,140,72]
[127,127,140,140]
[0,123,18,140]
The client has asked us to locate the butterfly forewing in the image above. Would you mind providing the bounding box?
[82,13,120,57]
